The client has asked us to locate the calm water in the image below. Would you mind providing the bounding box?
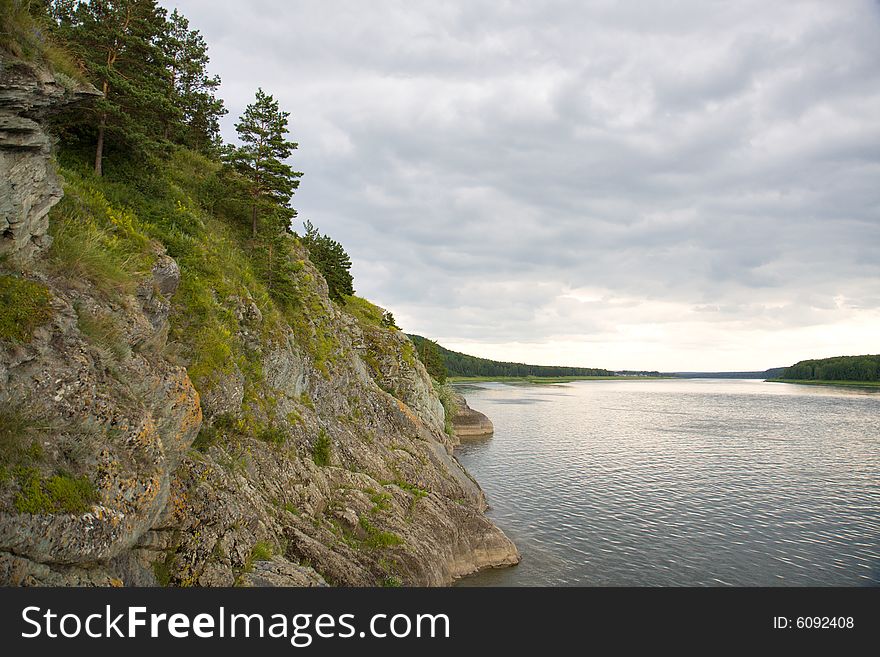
[455,379,880,586]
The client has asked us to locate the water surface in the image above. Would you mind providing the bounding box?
[455,379,880,586]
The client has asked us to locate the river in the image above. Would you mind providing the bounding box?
[454,379,880,586]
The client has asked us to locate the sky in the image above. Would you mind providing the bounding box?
[167,0,880,371]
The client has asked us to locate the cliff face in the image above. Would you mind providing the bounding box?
[0,55,99,263]
[0,59,518,586]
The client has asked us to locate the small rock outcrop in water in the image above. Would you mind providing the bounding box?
[0,56,99,263]
[0,58,518,586]
[451,391,495,438]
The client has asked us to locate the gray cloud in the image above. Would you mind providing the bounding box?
[168,0,880,370]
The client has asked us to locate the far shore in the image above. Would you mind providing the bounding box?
[448,375,673,384]
[766,378,880,389]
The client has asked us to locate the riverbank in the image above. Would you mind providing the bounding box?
[449,375,672,384]
[766,379,880,389]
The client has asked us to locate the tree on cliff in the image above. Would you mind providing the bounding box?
[300,220,354,302]
[161,8,226,153]
[54,0,174,176]
[224,88,302,238]
[415,337,448,383]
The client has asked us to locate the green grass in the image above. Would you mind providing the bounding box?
[312,429,332,466]
[447,375,672,384]
[0,275,53,342]
[13,469,98,514]
[76,305,130,361]
[359,516,403,549]
[257,425,287,446]
[343,295,386,327]
[0,0,84,83]
[0,407,47,468]
[767,379,880,389]
[250,541,274,562]
[434,382,459,436]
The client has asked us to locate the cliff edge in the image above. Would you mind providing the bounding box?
[0,57,518,587]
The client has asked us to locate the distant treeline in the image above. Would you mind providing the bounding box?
[778,355,880,382]
[676,369,784,379]
[408,335,612,378]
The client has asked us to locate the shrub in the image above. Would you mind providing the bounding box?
[257,425,287,446]
[0,275,52,342]
[312,429,331,466]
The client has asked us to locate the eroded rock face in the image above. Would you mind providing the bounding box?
[0,57,518,587]
[0,55,99,263]
[451,391,495,438]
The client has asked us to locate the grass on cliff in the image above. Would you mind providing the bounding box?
[13,468,98,514]
[75,305,131,361]
[0,274,53,343]
[434,382,459,436]
[0,0,83,83]
[49,147,351,414]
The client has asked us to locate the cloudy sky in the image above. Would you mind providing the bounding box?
[169,0,880,371]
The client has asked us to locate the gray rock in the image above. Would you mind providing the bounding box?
[0,54,99,263]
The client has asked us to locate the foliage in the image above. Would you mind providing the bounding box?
[312,428,331,466]
[779,355,880,383]
[0,0,82,80]
[0,406,47,468]
[249,541,274,562]
[224,88,302,237]
[0,275,52,342]
[51,0,225,174]
[53,0,175,175]
[161,8,226,153]
[300,220,354,302]
[409,334,613,378]
[434,382,459,436]
[257,425,287,446]
[413,336,447,383]
[359,516,403,549]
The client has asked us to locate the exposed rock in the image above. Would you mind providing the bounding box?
[0,54,99,263]
[451,391,495,438]
[0,55,518,587]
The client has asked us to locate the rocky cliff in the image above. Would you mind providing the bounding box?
[0,56,99,263]
[0,57,518,586]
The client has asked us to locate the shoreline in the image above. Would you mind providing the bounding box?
[448,375,672,385]
[766,379,880,389]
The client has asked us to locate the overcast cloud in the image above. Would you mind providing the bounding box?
[168,0,880,370]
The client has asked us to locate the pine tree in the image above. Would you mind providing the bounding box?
[56,0,175,176]
[225,88,302,237]
[300,220,354,302]
[415,338,448,383]
[162,9,226,153]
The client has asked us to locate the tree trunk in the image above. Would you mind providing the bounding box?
[95,112,106,177]
[267,241,273,291]
[95,79,109,177]
[251,202,258,238]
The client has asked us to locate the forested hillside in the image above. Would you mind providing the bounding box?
[409,335,612,379]
[778,355,880,382]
